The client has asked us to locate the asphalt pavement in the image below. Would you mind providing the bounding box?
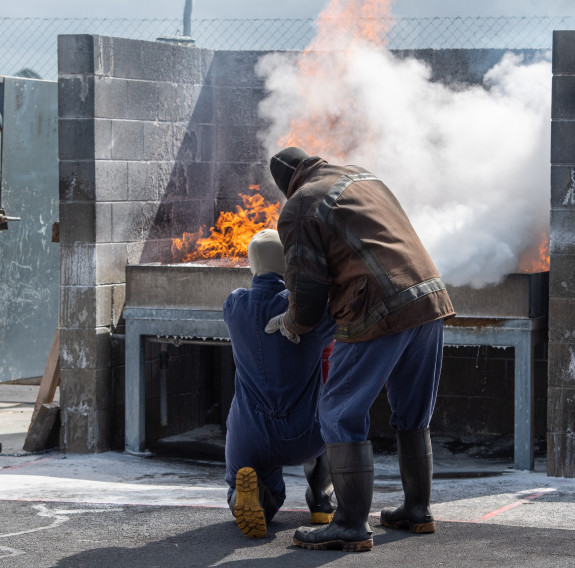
[1,383,574,567]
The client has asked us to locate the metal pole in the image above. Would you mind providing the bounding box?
[183,0,193,37]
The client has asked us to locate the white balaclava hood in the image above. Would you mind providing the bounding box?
[248,229,286,277]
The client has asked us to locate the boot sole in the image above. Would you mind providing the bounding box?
[381,519,436,534]
[310,511,335,524]
[293,536,373,552]
[234,467,266,538]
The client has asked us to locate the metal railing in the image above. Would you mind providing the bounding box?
[1,16,573,81]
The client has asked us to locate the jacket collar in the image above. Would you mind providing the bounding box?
[286,156,325,198]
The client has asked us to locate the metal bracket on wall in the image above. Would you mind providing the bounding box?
[0,207,21,231]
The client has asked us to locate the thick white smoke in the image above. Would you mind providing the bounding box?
[257,40,551,288]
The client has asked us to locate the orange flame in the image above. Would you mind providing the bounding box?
[171,185,280,264]
[517,233,550,273]
[279,0,396,158]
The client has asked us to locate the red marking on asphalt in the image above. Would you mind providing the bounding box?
[471,489,550,523]
[0,453,65,472]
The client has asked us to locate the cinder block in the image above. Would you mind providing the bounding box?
[215,124,264,162]
[95,160,128,201]
[60,286,97,328]
[174,161,215,200]
[59,326,111,371]
[147,202,175,240]
[170,198,214,237]
[215,162,250,199]
[172,123,214,163]
[190,85,214,123]
[60,243,97,287]
[59,160,96,202]
[112,284,126,327]
[95,77,128,119]
[61,407,112,453]
[161,84,203,122]
[214,87,254,125]
[550,209,575,254]
[59,202,96,243]
[108,37,143,80]
[126,80,160,121]
[59,368,112,410]
[96,202,113,243]
[142,41,174,82]
[96,242,128,285]
[201,49,216,84]
[549,254,575,299]
[158,83,179,121]
[110,201,159,242]
[547,431,575,477]
[111,120,145,161]
[127,161,162,201]
[548,342,575,387]
[198,124,215,161]
[58,35,95,75]
[547,386,575,433]
[93,36,113,77]
[172,44,205,83]
[143,122,175,161]
[211,51,266,87]
[551,165,575,209]
[548,298,575,343]
[553,31,575,75]
[94,119,113,160]
[552,75,575,120]
[58,118,95,160]
[551,121,575,165]
[172,124,199,162]
[59,76,95,118]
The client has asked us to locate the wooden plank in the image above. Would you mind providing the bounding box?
[30,328,60,424]
[23,402,60,452]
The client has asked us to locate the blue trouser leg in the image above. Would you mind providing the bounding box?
[319,320,444,443]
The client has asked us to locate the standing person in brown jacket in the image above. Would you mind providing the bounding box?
[265,147,456,552]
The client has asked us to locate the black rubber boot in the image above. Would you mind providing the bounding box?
[230,467,276,538]
[293,441,374,552]
[304,451,336,524]
[380,428,436,534]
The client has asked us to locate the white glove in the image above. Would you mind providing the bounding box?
[265,312,301,344]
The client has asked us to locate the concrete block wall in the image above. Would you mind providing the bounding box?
[57,35,555,458]
[58,35,270,452]
[548,31,575,477]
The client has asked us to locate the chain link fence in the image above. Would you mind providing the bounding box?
[1,16,574,81]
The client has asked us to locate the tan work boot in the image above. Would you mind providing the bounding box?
[233,467,268,538]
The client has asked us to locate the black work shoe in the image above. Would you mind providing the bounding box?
[380,504,436,533]
[234,467,267,538]
[293,523,373,552]
[304,452,336,525]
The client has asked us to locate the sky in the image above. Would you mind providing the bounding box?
[3,0,575,20]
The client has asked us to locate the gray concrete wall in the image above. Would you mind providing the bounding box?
[57,35,271,452]
[58,35,553,456]
[548,31,575,477]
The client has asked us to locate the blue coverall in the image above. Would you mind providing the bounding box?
[223,272,335,518]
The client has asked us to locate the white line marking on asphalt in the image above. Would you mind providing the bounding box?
[0,545,26,559]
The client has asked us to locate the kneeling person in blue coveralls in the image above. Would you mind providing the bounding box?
[224,228,337,539]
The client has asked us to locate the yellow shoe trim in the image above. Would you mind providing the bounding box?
[310,511,335,524]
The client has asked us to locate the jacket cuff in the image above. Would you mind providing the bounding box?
[285,306,313,335]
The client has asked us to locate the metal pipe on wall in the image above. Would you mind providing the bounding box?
[183,0,193,37]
